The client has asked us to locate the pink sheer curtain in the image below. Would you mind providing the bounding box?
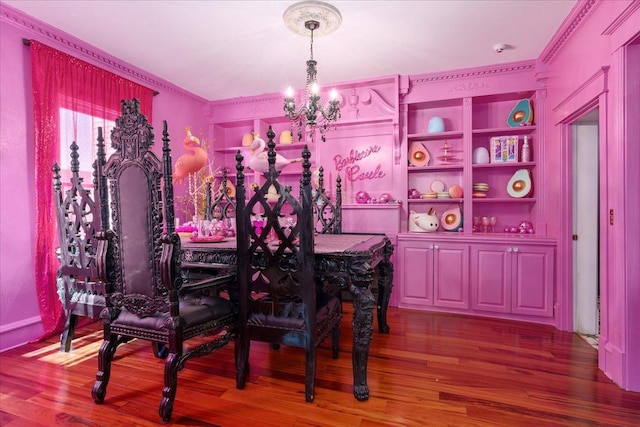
[30,40,154,340]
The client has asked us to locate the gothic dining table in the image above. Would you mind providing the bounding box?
[179,232,394,401]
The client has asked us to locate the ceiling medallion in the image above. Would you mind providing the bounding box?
[283,0,342,37]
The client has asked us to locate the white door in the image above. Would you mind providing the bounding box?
[572,115,599,335]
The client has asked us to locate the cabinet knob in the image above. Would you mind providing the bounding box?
[513,247,519,252]
[434,245,439,250]
[507,247,512,252]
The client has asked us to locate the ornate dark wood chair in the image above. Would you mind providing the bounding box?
[91,99,238,423]
[234,126,342,402]
[205,167,235,223]
[312,166,342,234]
[53,141,106,352]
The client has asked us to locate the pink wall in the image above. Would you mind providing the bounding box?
[541,0,639,391]
[0,4,208,350]
[2,0,638,394]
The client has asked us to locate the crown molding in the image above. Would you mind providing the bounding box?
[539,0,599,65]
[602,0,640,35]
[410,61,536,86]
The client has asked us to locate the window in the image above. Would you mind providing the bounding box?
[58,108,116,185]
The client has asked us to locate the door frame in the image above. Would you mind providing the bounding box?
[571,110,600,335]
[556,67,609,335]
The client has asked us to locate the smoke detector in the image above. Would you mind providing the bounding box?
[493,43,509,53]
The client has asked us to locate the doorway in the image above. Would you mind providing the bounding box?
[572,108,600,347]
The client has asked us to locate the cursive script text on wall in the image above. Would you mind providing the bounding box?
[333,145,386,182]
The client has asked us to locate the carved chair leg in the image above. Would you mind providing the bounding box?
[92,335,119,404]
[305,348,317,402]
[235,335,250,390]
[60,313,78,352]
[160,352,179,423]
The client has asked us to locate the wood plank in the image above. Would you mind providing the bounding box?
[1,305,639,426]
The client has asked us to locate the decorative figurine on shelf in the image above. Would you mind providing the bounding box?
[279,130,293,145]
[507,99,534,127]
[266,184,279,203]
[428,116,445,133]
[507,169,533,198]
[408,188,421,199]
[518,220,535,234]
[242,131,255,147]
[472,147,490,164]
[408,141,430,167]
[409,207,440,232]
[504,220,535,234]
[378,193,394,204]
[173,127,208,184]
[248,134,303,173]
[441,206,463,232]
[355,190,371,204]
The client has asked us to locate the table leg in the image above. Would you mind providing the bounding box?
[377,240,395,333]
[376,260,393,333]
[349,260,375,401]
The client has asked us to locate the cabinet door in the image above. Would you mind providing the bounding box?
[433,243,469,309]
[471,245,511,313]
[398,244,434,306]
[511,246,554,317]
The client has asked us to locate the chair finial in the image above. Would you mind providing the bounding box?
[162,120,176,234]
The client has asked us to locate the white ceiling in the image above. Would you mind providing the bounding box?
[3,0,577,101]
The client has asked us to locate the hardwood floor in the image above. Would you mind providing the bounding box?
[1,305,639,426]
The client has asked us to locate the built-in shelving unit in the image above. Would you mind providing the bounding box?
[402,90,540,237]
[396,66,554,323]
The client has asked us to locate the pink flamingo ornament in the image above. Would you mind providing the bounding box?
[172,127,208,184]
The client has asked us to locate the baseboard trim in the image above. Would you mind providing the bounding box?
[0,316,43,352]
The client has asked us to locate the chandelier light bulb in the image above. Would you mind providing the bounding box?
[286,87,295,97]
[330,89,338,100]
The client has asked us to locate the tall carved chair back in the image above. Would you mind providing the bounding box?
[91,99,238,423]
[234,126,342,402]
[205,168,236,223]
[312,166,342,234]
[53,140,106,352]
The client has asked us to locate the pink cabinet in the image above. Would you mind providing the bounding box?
[397,238,469,310]
[471,243,554,317]
[470,245,510,313]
